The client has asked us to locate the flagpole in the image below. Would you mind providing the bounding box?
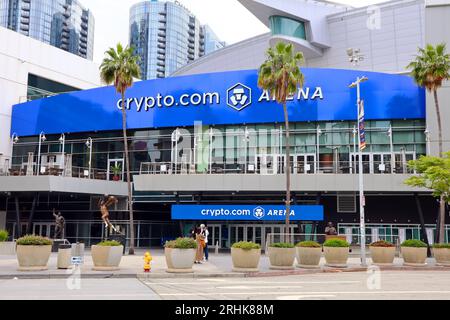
[350,76,368,267]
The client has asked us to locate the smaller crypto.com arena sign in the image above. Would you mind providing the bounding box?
[11,68,425,136]
[171,205,324,221]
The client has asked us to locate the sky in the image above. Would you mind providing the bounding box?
[83,0,387,64]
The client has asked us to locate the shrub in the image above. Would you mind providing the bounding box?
[296,241,321,248]
[232,241,261,250]
[370,240,395,247]
[96,240,122,247]
[16,235,52,246]
[165,237,197,249]
[323,239,349,247]
[401,239,427,248]
[269,242,294,248]
[0,230,8,242]
[432,243,450,249]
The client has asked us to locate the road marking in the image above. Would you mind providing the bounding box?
[217,285,303,290]
[158,290,450,297]
[277,295,336,300]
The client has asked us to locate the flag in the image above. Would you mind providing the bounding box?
[359,100,366,151]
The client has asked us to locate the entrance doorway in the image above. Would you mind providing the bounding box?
[228,224,296,249]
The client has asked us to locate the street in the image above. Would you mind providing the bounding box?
[1,271,450,300]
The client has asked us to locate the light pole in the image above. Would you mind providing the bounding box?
[387,125,394,173]
[86,137,93,178]
[243,127,250,174]
[349,76,368,267]
[424,129,431,155]
[37,132,46,175]
[316,126,322,173]
[352,126,357,174]
[10,133,19,169]
[59,133,65,174]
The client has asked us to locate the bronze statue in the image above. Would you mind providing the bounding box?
[53,209,65,239]
[98,195,118,232]
[325,222,338,235]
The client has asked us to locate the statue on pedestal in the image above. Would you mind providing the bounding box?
[53,209,65,239]
[325,222,338,236]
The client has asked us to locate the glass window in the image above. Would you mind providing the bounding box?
[269,15,306,40]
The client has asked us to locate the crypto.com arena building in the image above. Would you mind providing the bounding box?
[1,0,449,248]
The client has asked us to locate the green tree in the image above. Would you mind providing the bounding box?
[257,42,305,239]
[405,152,450,243]
[100,43,141,254]
[407,43,450,243]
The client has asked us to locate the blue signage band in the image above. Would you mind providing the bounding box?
[171,205,324,222]
[11,68,425,137]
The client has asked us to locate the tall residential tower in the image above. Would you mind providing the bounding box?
[129,0,225,80]
[0,0,95,60]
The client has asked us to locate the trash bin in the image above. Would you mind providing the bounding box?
[109,234,126,254]
[57,244,72,269]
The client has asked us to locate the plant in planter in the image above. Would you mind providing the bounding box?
[231,241,261,272]
[268,242,295,270]
[401,239,428,266]
[0,230,16,255]
[110,164,122,181]
[164,237,197,273]
[323,239,350,268]
[91,240,124,271]
[296,241,322,268]
[369,240,396,265]
[16,235,53,271]
[432,243,450,266]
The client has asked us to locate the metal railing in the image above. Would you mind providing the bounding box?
[4,164,111,181]
[139,160,415,175]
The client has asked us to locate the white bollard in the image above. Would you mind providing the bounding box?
[215,241,219,255]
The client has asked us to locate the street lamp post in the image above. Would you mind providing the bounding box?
[59,133,65,175]
[349,76,368,267]
[243,127,250,174]
[37,132,46,175]
[86,137,93,178]
[10,133,19,169]
[316,126,322,173]
[387,125,394,173]
[424,129,431,155]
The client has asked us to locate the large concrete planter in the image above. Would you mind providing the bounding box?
[91,245,123,271]
[0,242,16,255]
[324,247,349,268]
[231,248,261,272]
[16,245,52,271]
[370,246,396,265]
[165,248,196,273]
[296,247,322,268]
[433,248,450,267]
[268,247,295,270]
[401,247,427,266]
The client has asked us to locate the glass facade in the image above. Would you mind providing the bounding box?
[129,0,224,80]
[10,119,426,178]
[27,73,79,100]
[269,15,306,40]
[0,0,94,60]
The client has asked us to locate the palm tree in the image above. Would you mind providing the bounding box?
[257,42,305,241]
[407,43,450,243]
[100,43,141,254]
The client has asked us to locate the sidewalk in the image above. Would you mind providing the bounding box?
[1,249,448,279]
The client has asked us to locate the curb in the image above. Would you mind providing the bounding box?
[1,265,449,280]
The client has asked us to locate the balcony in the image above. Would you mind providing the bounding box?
[134,160,423,193]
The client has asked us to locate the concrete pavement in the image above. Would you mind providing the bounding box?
[0,249,448,280]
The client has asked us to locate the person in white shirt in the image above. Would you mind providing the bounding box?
[200,224,209,261]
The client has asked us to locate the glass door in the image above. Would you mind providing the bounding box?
[373,153,393,174]
[351,153,371,173]
[294,154,316,174]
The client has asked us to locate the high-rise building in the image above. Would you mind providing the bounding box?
[0,0,95,60]
[129,0,225,80]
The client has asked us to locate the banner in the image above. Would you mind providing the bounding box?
[359,100,366,151]
[171,204,324,221]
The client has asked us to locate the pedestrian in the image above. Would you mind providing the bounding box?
[190,225,197,240]
[194,226,205,264]
[200,224,209,261]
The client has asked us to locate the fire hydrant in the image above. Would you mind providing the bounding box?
[143,252,152,273]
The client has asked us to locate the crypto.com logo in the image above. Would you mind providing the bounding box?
[227,83,252,111]
[253,206,265,220]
